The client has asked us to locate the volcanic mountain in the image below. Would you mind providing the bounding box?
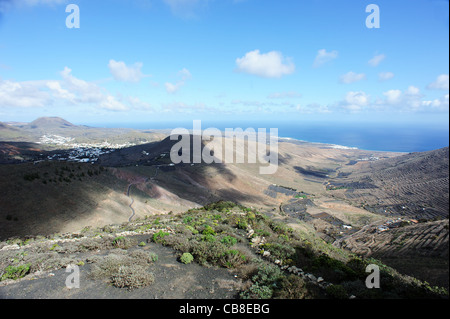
[25,117,77,130]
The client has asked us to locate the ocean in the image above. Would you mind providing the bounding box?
[91,120,449,153]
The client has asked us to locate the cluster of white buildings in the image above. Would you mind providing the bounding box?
[38,134,140,149]
[46,147,113,163]
[37,134,142,163]
[39,134,74,145]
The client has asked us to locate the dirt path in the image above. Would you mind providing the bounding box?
[126,178,150,222]
[127,184,136,222]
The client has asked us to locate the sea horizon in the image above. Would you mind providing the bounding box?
[83,120,449,153]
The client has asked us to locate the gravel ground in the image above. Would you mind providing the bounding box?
[0,242,244,299]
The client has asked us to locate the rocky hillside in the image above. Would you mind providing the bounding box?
[0,202,447,299]
[327,147,449,220]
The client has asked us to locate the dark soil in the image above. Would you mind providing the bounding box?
[0,242,243,299]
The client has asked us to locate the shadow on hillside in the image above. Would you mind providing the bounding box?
[0,135,279,240]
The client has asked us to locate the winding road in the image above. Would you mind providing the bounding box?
[127,184,136,222]
[126,177,150,222]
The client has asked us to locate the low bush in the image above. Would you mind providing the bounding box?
[220,249,248,268]
[112,236,135,249]
[110,265,154,290]
[180,252,194,264]
[326,284,348,299]
[152,231,170,243]
[273,275,308,299]
[221,235,237,247]
[90,250,158,285]
[240,262,283,299]
[191,241,227,265]
[1,263,31,281]
[202,225,216,236]
[240,282,273,299]
[202,201,239,212]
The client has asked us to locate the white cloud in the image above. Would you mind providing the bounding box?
[99,95,129,111]
[422,94,449,111]
[108,59,145,83]
[0,67,153,113]
[165,82,183,94]
[383,89,403,105]
[378,72,395,81]
[269,92,299,100]
[127,96,153,110]
[368,54,386,67]
[60,67,104,103]
[178,68,192,80]
[296,103,330,114]
[381,86,423,110]
[342,91,370,111]
[267,91,302,99]
[0,79,50,107]
[46,81,76,102]
[427,74,449,90]
[165,68,192,94]
[313,49,338,68]
[235,50,295,78]
[340,71,366,84]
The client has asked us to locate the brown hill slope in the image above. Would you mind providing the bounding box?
[25,117,76,130]
[327,147,449,220]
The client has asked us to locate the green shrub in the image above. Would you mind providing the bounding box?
[254,229,271,237]
[264,242,296,260]
[202,225,216,236]
[203,201,238,212]
[273,275,308,299]
[326,284,348,299]
[246,212,256,220]
[240,283,273,299]
[180,253,194,264]
[183,216,193,224]
[49,243,60,251]
[201,234,217,242]
[221,235,238,247]
[162,234,192,252]
[220,249,248,268]
[311,254,358,282]
[191,241,227,265]
[1,264,31,281]
[270,221,292,235]
[152,230,170,243]
[252,264,283,286]
[237,220,248,230]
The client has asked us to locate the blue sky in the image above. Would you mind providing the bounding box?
[0,0,448,127]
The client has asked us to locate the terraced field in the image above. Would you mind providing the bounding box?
[336,220,448,258]
[328,147,449,220]
[334,219,449,288]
